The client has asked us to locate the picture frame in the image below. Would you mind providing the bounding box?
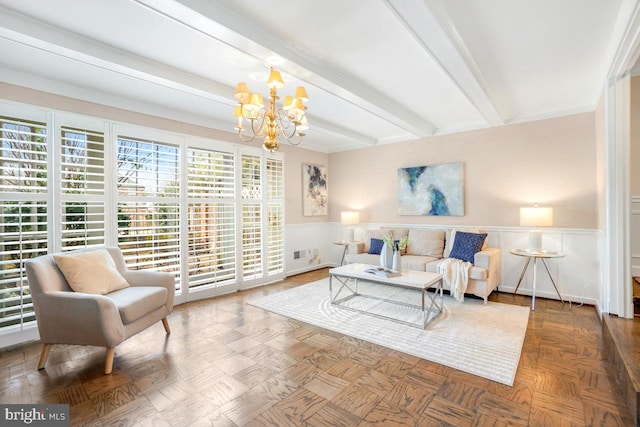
[398,162,464,216]
[302,163,328,216]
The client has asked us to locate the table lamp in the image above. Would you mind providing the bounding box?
[341,211,360,242]
[520,204,553,252]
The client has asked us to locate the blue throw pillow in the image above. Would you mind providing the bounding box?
[449,231,487,263]
[368,238,385,255]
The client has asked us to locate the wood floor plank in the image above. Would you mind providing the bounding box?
[304,402,362,427]
[361,399,419,426]
[0,267,635,426]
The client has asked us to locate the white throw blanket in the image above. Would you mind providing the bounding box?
[437,258,472,302]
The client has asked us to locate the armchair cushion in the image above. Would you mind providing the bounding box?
[108,286,168,324]
[53,249,129,295]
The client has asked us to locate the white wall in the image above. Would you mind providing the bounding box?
[287,223,601,306]
[632,196,640,277]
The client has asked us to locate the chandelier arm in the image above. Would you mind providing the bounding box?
[237,115,266,143]
[237,130,258,143]
[283,133,304,146]
[275,109,299,139]
[250,113,267,137]
[233,69,308,151]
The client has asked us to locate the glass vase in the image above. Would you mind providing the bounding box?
[380,242,393,269]
[392,250,402,273]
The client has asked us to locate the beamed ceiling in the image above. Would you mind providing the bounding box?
[0,0,633,152]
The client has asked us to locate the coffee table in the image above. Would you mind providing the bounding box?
[329,263,444,328]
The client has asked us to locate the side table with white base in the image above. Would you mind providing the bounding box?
[510,249,565,310]
[334,241,351,265]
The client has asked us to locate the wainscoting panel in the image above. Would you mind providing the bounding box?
[286,223,601,308]
[285,222,338,276]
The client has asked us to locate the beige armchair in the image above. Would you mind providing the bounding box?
[25,247,174,374]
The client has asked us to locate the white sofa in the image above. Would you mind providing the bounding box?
[345,227,501,303]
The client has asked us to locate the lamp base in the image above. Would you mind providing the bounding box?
[344,228,354,243]
[528,230,542,252]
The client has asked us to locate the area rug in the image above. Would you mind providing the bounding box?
[247,278,530,386]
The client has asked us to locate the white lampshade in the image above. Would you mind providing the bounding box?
[341,211,360,225]
[520,206,553,227]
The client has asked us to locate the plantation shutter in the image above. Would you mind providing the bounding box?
[0,115,48,334]
[59,126,106,250]
[187,148,236,288]
[266,158,284,275]
[116,136,181,292]
[241,154,262,280]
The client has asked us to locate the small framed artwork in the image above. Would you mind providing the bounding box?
[398,162,464,216]
[302,163,328,216]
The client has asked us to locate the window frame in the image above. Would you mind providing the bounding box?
[0,102,286,347]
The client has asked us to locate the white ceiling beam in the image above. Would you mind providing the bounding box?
[138,0,436,138]
[0,5,362,142]
[0,6,234,104]
[385,0,504,127]
[308,116,377,147]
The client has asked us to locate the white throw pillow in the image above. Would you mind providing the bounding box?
[54,249,130,295]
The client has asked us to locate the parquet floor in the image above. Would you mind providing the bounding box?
[0,268,634,426]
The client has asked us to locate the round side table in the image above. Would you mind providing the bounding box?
[334,241,351,265]
[510,249,565,310]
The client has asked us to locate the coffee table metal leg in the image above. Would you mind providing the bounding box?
[331,275,359,305]
[422,281,444,327]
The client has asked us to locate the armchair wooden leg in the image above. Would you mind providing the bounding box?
[161,317,171,334]
[105,347,115,375]
[37,344,51,370]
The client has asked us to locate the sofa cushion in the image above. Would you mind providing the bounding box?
[345,253,380,266]
[426,259,488,280]
[406,229,445,258]
[444,228,488,258]
[401,255,432,271]
[108,286,168,324]
[362,229,391,253]
[449,231,487,263]
[368,238,385,255]
[53,249,130,295]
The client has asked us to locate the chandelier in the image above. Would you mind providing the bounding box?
[234,68,309,152]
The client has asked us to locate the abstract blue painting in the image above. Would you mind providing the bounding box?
[397,163,464,216]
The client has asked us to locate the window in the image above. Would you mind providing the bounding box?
[116,136,181,291]
[241,155,262,281]
[187,148,236,289]
[0,115,48,334]
[0,105,286,347]
[59,126,106,250]
[266,158,284,275]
